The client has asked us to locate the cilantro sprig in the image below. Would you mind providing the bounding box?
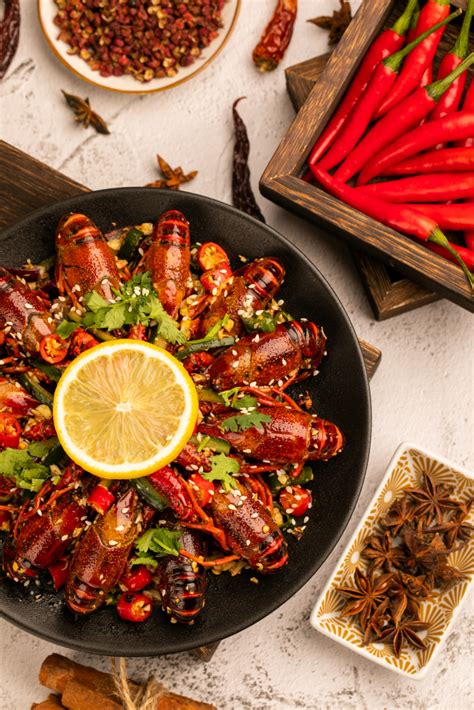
[201,453,240,492]
[219,387,258,410]
[81,272,186,344]
[0,438,59,492]
[221,411,272,434]
[185,315,230,346]
[131,527,183,568]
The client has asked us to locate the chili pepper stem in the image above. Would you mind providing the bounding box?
[392,0,419,36]
[452,0,474,58]
[427,53,474,100]
[429,228,474,288]
[384,9,462,72]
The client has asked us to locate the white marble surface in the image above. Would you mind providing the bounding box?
[1,1,473,708]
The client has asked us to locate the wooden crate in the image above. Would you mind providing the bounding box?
[261,0,474,313]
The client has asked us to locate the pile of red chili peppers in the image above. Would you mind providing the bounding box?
[308,0,474,288]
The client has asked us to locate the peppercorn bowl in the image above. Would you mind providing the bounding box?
[311,443,474,678]
[37,0,240,94]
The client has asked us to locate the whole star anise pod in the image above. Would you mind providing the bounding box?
[308,0,352,45]
[388,572,432,621]
[407,474,458,524]
[379,616,429,657]
[146,155,198,190]
[363,597,390,645]
[337,568,393,631]
[363,531,405,571]
[430,499,473,548]
[403,529,449,573]
[61,91,110,134]
[384,497,414,535]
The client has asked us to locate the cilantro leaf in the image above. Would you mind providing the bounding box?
[0,439,59,492]
[82,272,185,344]
[201,453,240,492]
[219,387,258,411]
[134,528,183,559]
[130,555,159,569]
[56,320,81,339]
[185,315,230,346]
[221,411,272,434]
[28,438,59,458]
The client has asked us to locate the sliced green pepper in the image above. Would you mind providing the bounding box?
[197,388,225,404]
[190,433,230,455]
[175,336,235,361]
[19,373,54,406]
[241,311,277,333]
[117,228,143,261]
[268,465,314,493]
[133,477,169,511]
[32,361,63,382]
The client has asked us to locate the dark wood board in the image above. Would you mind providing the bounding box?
[261,0,473,314]
[285,52,440,320]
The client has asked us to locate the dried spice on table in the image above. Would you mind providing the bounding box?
[0,0,20,80]
[232,98,266,223]
[308,0,352,45]
[145,154,198,190]
[61,91,110,134]
[336,474,472,657]
[253,0,297,71]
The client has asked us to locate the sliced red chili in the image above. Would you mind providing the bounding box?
[70,329,98,357]
[39,334,69,364]
[189,472,215,507]
[197,242,230,271]
[0,412,21,449]
[117,592,153,622]
[48,559,69,591]
[200,263,233,292]
[279,485,312,517]
[120,565,153,592]
[87,483,115,515]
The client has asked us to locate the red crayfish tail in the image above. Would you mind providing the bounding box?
[308,417,345,461]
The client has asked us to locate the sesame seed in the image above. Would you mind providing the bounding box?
[116,525,125,531]
[61,535,68,541]
[262,525,270,533]
[108,540,118,546]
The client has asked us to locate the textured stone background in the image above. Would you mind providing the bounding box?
[0,1,473,708]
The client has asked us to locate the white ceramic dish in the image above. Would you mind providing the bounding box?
[311,443,474,679]
[37,0,240,94]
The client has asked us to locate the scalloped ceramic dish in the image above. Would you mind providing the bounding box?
[37,0,240,94]
[311,443,474,679]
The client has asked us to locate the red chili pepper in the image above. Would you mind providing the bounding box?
[252,0,297,72]
[87,481,115,515]
[381,147,474,177]
[318,10,459,172]
[456,79,474,147]
[200,263,233,292]
[128,324,147,341]
[189,472,215,507]
[312,166,474,288]
[279,485,312,517]
[359,173,474,203]
[375,0,452,119]
[465,230,474,249]
[425,240,474,270]
[39,334,69,364]
[393,202,474,232]
[335,53,474,182]
[307,0,418,169]
[116,592,153,622]
[197,242,230,271]
[182,351,215,374]
[120,565,153,592]
[70,328,98,357]
[357,112,474,185]
[148,466,195,521]
[0,412,21,449]
[430,0,473,125]
[48,559,69,591]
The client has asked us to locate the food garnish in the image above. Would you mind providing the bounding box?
[308,0,352,46]
[145,154,198,191]
[232,97,266,222]
[336,474,472,657]
[0,0,20,80]
[61,91,110,134]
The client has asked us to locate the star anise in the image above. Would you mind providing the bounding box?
[337,568,393,631]
[363,531,405,571]
[403,529,449,573]
[379,616,429,657]
[388,572,431,621]
[146,154,198,190]
[407,474,458,524]
[61,91,110,134]
[430,499,473,548]
[308,1,352,45]
[363,597,390,645]
[384,497,414,535]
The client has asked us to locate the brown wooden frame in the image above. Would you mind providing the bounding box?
[260,0,473,313]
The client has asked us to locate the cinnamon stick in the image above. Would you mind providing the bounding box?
[39,654,217,710]
[31,694,66,709]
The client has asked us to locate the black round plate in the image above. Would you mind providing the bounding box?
[0,188,371,656]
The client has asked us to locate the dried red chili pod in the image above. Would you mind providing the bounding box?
[232,98,266,223]
[0,0,20,80]
[253,0,297,72]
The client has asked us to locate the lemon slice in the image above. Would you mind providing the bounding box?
[53,340,198,479]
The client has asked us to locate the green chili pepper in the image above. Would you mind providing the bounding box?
[117,228,143,261]
[19,373,54,406]
[175,336,235,361]
[133,477,169,511]
[268,465,314,493]
[42,441,65,467]
[241,311,277,333]
[32,361,63,382]
[197,388,224,404]
[190,434,230,454]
